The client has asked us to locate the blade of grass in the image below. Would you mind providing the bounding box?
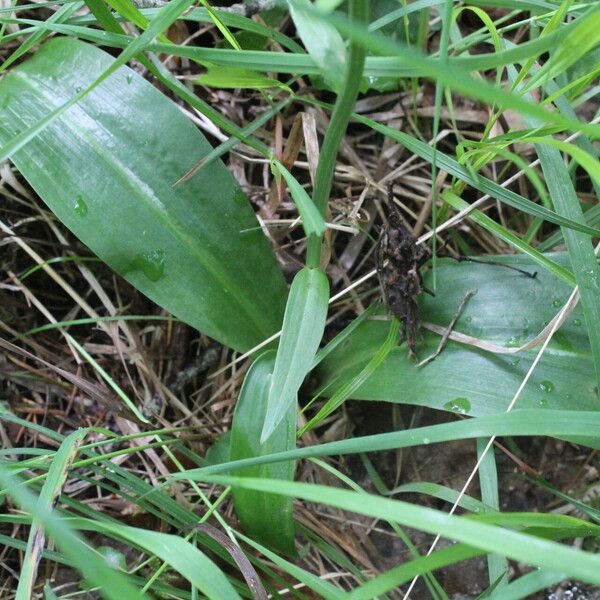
[16,428,89,600]
[193,475,600,585]
[169,409,600,481]
[298,317,400,435]
[306,0,369,268]
[476,439,508,590]
[442,190,576,285]
[0,463,146,599]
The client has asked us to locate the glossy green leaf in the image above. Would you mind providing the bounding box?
[0,38,286,352]
[231,350,296,555]
[262,267,329,442]
[315,254,597,417]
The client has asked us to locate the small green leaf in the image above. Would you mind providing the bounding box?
[287,0,346,91]
[196,66,291,91]
[272,161,327,238]
[231,350,296,555]
[262,267,329,442]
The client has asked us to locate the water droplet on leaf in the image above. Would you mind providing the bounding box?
[133,249,166,282]
[73,195,88,216]
[539,380,554,393]
[443,397,471,414]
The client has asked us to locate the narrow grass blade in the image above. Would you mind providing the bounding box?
[477,440,508,589]
[231,351,296,555]
[74,518,242,599]
[169,409,600,482]
[192,476,600,586]
[442,190,576,285]
[262,267,329,442]
[534,144,600,389]
[17,428,89,600]
[351,112,600,238]
[237,532,344,599]
[273,162,327,238]
[299,317,400,435]
[0,464,145,599]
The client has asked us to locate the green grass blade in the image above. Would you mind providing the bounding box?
[0,464,146,599]
[299,317,400,435]
[477,440,508,589]
[351,112,600,237]
[192,475,600,585]
[274,162,327,237]
[169,409,600,481]
[16,429,89,600]
[442,190,576,285]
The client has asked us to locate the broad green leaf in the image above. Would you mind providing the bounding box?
[0,38,286,352]
[262,267,329,442]
[316,254,597,417]
[231,350,296,555]
[287,0,346,91]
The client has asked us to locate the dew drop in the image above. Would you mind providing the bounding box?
[538,397,548,408]
[465,316,472,323]
[73,195,88,216]
[422,437,430,445]
[443,397,471,414]
[126,73,133,84]
[134,248,166,282]
[552,298,561,307]
[75,85,84,93]
[573,318,582,327]
[539,380,554,393]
